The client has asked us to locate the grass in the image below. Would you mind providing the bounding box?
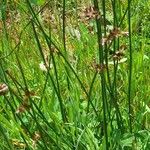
[0,0,150,149]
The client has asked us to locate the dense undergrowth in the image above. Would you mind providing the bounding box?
[0,0,150,149]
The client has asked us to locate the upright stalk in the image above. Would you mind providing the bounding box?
[62,0,70,90]
[127,0,133,133]
[93,0,109,149]
[110,0,124,131]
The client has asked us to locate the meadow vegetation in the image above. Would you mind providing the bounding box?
[0,0,150,149]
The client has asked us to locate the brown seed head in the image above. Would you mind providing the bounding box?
[0,83,9,96]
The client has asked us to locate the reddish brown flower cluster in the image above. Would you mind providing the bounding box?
[101,27,129,46]
[112,45,127,61]
[91,61,106,73]
[80,6,100,21]
[16,90,35,114]
[32,131,41,149]
[15,101,30,114]
[0,83,9,96]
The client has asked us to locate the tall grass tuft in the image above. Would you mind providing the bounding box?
[0,0,149,149]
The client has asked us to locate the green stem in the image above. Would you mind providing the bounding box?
[127,0,133,133]
[93,0,109,149]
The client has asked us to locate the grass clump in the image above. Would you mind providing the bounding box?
[0,0,150,149]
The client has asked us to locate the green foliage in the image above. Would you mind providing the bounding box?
[30,0,46,5]
[0,0,149,149]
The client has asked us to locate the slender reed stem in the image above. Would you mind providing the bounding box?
[93,0,109,149]
[62,0,71,91]
[127,0,133,133]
